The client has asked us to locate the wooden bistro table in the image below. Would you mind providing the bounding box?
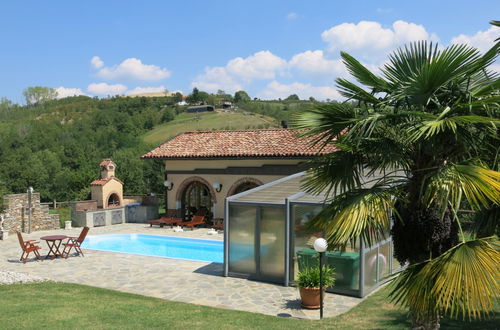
[40,235,68,259]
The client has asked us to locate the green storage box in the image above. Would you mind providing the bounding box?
[296,248,360,290]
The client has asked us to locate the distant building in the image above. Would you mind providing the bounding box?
[186,105,215,113]
[222,102,233,109]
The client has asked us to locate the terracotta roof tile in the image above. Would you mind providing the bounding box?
[99,159,115,167]
[90,177,124,186]
[141,129,337,159]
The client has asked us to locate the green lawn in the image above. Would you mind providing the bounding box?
[143,111,278,145]
[0,282,497,329]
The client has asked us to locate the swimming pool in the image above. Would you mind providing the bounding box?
[81,234,223,263]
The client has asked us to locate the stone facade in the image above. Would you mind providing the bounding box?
[0,193,60,233]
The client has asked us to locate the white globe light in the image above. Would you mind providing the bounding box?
[313,238,328,253]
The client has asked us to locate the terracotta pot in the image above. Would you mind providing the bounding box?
[299,287,322,309]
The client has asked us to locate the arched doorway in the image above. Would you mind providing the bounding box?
[181,181,213,219]
[107,193,120,207]
[227,177,264,196]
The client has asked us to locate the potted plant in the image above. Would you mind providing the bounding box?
[297,265,335,309]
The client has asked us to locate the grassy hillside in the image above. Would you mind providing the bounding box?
[143,110,279,145]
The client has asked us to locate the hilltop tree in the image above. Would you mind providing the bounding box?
[296,41,500,329]
[234,90,250,103]
[23,86,58,106]
[285,94,300,101]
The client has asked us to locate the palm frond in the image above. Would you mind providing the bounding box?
[336,78,381,104]
[293,102,357,147]
[340,51,391,92]
[305,184,398,246]
[301,151,365,196]
[422,164,500,212]
[471,206,500,237]
[389,237,500,321]
[409,106,500,141]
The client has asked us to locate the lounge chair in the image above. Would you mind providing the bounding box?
[16,232,43,264]
[62,227,89,258]
[147,209,183,227]
[179,215,206,230]
[211,218,224,231]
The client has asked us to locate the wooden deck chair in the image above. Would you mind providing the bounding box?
[17,231,42,264]
[211,218,224,231]
[179,215,207,230]
[62,226,89,258]
[147,209,183,227]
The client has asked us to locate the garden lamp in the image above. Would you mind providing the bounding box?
[313,237,328,319]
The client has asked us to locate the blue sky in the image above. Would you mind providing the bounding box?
[1,1,499,103]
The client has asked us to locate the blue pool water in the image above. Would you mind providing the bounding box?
[81,234,223,263]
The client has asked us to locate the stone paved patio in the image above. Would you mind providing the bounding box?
[0,224,363,319]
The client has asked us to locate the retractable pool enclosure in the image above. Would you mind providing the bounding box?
[223,172,402,297]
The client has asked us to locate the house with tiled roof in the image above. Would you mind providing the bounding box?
[141,129,337,219]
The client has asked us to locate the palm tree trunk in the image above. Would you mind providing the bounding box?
[411,312,440,330]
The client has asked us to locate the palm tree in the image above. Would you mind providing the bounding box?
[294,41,500,329]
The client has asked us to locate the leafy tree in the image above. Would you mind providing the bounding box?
[172,92,184,103]
[186,87,200,104]
[285,94,300,101]
[162,107,175,122]
[0,97,12,110]
[234,90,250,103]
[295,41,500,329]
[23,86,58,106]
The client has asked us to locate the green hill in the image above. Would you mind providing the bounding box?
[142,110,278,145]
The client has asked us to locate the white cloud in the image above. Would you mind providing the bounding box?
[321,20,438,59]
[192,66,242,93]
[289,50,348,78]
[87,82,127,96]
[190,51,286,93]
[91,56,104,69]
[55,87,87,99]
[93,57,171,81]
[226,51,288,81]
[376,8,394,14]
[451,26,498,53]
[126,86,168,95]
[287,12,298,20]
[259,81,342,101]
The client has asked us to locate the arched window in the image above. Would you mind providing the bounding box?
[107,193,120,207]
[182,181,212,218]
[227,178,263,196]
[231,182,260,195]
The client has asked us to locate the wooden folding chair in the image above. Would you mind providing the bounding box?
[17,231,43,264]
[62,227,89,258]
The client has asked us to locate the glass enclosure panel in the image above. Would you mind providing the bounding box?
[259,206,286,279]
[363,248,378,291]
[379,242,391,279]
[291,204,323,281]
[228,205,257,275]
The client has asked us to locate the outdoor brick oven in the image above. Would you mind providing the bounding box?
[71,159,158,227]
[90,159,124,209]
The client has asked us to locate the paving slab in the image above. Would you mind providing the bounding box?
[0,224,363,319]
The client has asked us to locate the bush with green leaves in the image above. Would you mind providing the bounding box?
[297,266,335,288]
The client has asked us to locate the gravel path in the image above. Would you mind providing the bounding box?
[0,270,47,285]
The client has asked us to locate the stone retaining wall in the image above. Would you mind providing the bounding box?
[0,193,60,233]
